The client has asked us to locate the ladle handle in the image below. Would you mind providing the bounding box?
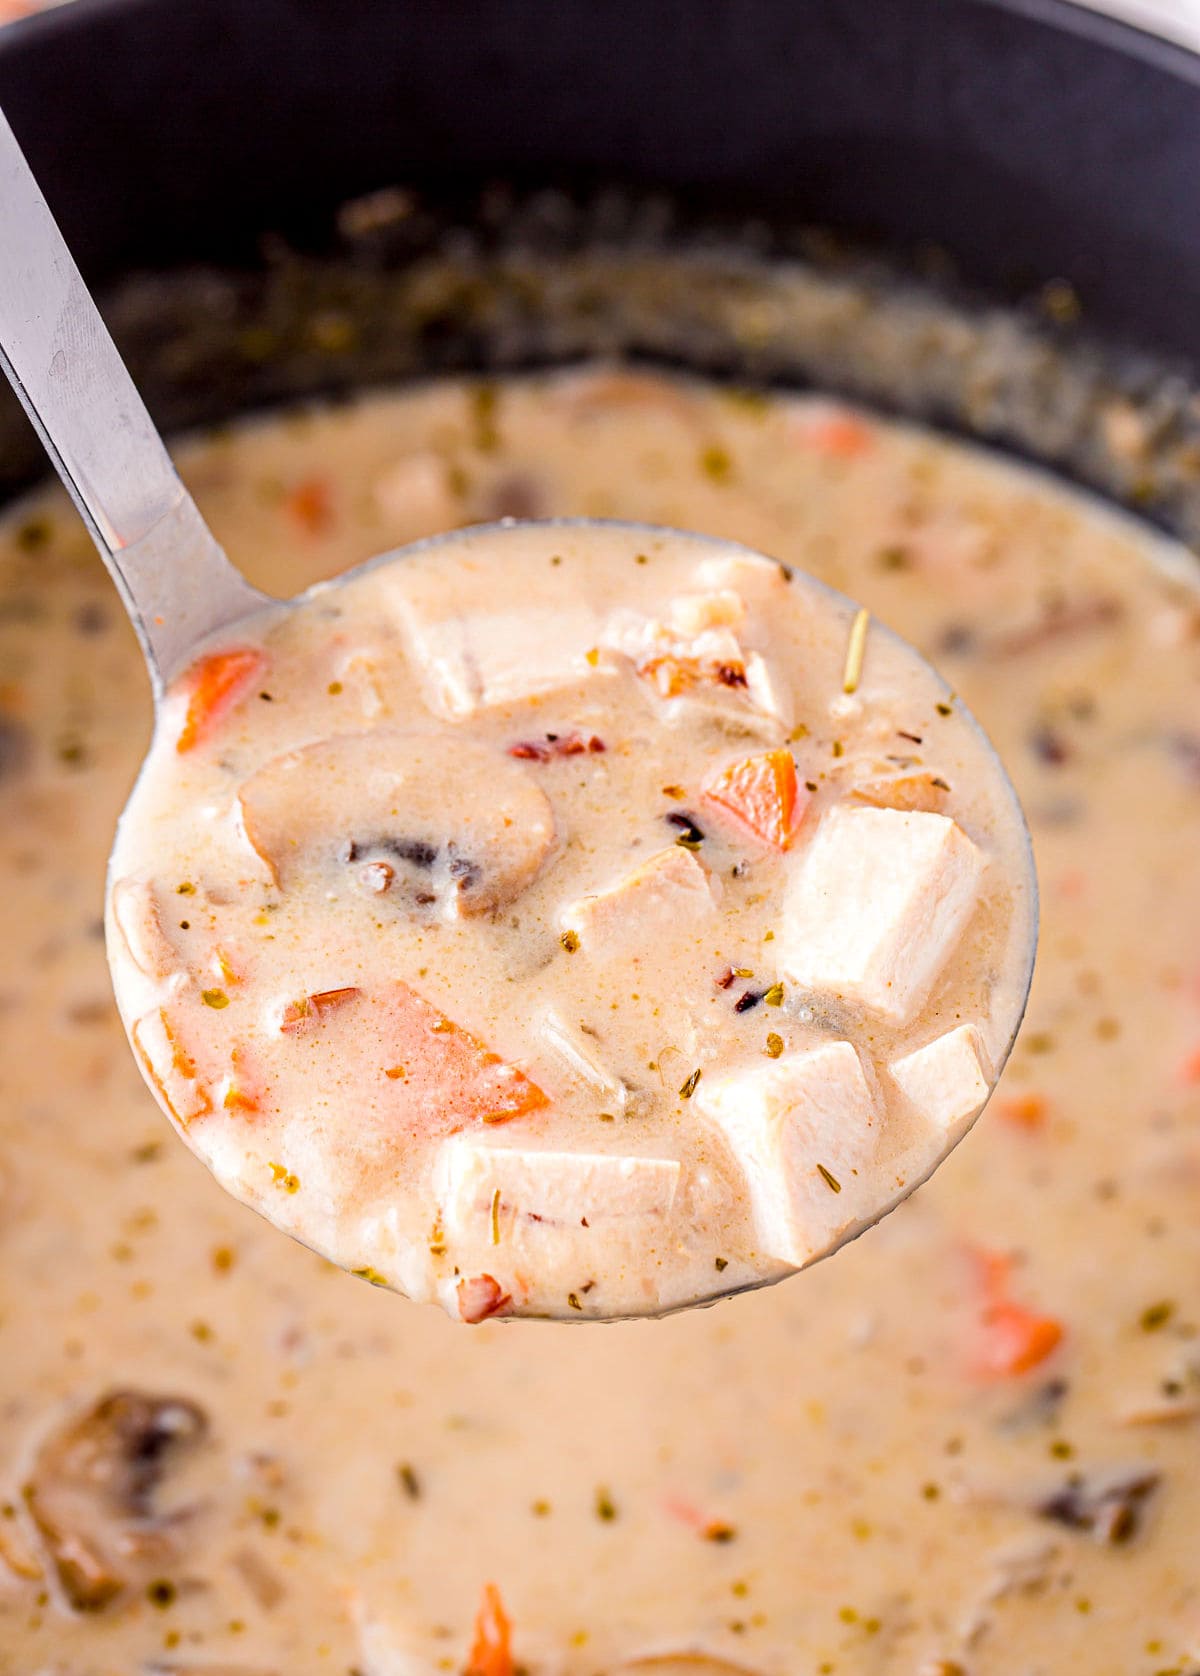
[0,106,266,694]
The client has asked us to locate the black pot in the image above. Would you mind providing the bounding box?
[2,0,1199,538]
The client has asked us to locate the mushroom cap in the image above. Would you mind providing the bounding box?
[237,728,555,915]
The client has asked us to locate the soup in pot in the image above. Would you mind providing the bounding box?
[0,366,1198,1673]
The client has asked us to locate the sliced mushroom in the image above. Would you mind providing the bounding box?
[238,730,554,916]
[109,878,185,982]
[24,1389,208,1611]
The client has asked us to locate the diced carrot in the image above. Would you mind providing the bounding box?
[465,1581,514,1676]
[792,408,874,459]
[702,748,807,850]
[279,987,361,1034]
[386,983,548,1132]
[274,982,547,1137]
[175,647,266,754]
[995,1091,1048,1130]
[284,474,334,535]
[977,1301,1064,1378]
[972,1249,1063,1378]
[1179,1045,1200,1085]
[457,1275,513,1327]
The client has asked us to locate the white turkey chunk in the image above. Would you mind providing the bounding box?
[561,846,717,956]
[890,1023,992,1137]
[388,563,609,719]
[435,1136,681,1284]
[693,549,790,602]
[781,805,984,1025]
[697,1041,879,1267]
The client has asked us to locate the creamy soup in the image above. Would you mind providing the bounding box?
[106,521,1033,1322]
[1,367,1198,1673]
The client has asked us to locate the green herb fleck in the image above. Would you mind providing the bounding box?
[715,1257,729,1273]
[763,982,784,1007]
[679,1068,703,1100]
[816,1163,841,1193]
[470,383,501,452]
[146,1579,176,1609]
[201,989,230,1010]
[700,444,733,483]
[559,929,580,953]
[594,1487,618,1522]
[176,882,196,896]
[397,1462,422,1500]
[568,1292,583,1312]
[15,518,52,552]
[1140,1300,1175,1332]
[936,701,954,717]
[352,1266,389,1287]
[765,1033,784,1059]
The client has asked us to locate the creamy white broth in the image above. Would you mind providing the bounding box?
[1,367,1199,1672]
[105,520,1033,1323]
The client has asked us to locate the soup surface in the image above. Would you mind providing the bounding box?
[107,521,1033,1322]
[1,367,1198,1673]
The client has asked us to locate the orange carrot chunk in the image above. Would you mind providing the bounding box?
[284,473,334,535]
[386,983,548,1134]
[703,747,807,850]
[273,981,547,1139]
[175,648,266,754]
[995,1091,1048,1130]
[973,1250,1063,1377]
[792,408,875,459]
[465,1581,514,1676]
